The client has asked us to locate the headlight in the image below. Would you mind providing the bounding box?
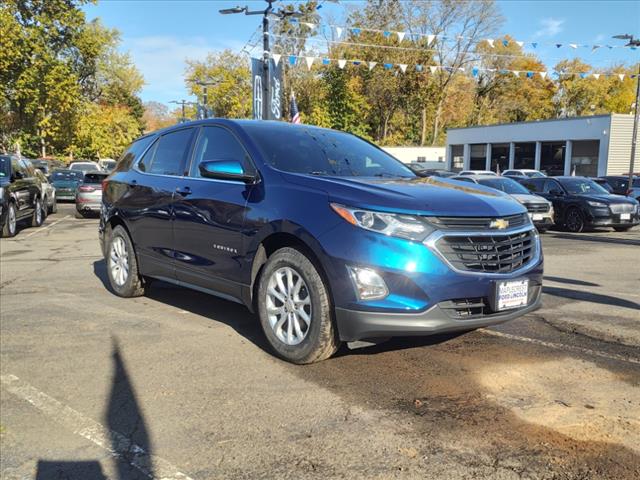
[330,203,436,242]
[587,201,607,208]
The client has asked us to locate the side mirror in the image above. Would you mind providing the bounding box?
[199,160,256,183]
[11,171,24,181]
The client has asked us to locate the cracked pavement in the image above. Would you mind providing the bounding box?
[1,203,639,480]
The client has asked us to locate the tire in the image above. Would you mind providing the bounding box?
[537,227,547,234]
[28,198,44,228]
[564,207,585,233]
[41,196,48,219]
[1,202,17,238]
[50,196,57,214]
[105,225,146,297]
[257,247,341,364]
[613,227,632,232]
[75,209,85,219]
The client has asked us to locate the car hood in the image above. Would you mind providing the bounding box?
[282,173,526,217]
[510,193,550,205]
[575,193,637,204]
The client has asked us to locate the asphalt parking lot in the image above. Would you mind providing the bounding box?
[1,203,639,480]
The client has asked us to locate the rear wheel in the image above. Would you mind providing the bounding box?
[613,226,632,232]
[564,207,585,233]
[1,202,17,238]
[257,247,340,364]
[106,225,146,297]
[29,198,44,228]
[75,209,85,219]
[50,195,57,214]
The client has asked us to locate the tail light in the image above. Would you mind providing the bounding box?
[78,185,95,192]
[102,178,109,191]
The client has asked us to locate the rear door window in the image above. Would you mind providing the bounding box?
[144,128,194,176]
[542,179,561,194]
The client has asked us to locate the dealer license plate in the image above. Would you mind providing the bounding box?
[620,213,631,220]
[532,213,543,221]
[496,279,529,311]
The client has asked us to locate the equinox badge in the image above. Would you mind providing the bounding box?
[490,218,509,230]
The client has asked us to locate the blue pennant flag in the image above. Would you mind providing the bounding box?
[579,72,588,78]
[383,31,391,38]
[500,69,509,74]
[502,39,509,46]
[352,28,361,36]
[352,61,361,66]
[555,44,562,48]
[526,71,534,78]
[290,18,298,23]
[322,58,330,65]
[289,55,297,66]
[631,47,638,51]
[415,64,423,72]
[531,42,538,48]
[606,45,613,49]
[472,67,479,77]
[383,63,393,70]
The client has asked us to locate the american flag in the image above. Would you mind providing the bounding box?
[290,92,301,124]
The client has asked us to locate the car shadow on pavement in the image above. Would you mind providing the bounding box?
[543,285,640,310]
[549,232,640,246]
[543,275,600,287]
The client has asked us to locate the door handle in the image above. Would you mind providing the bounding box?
[175,186,192,196]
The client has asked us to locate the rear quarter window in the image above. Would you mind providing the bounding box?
[118,135,156,171]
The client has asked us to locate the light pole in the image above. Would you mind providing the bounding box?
[188,79,220,119]
[219,0,301,120]
[613,34,640,190]
[169,100,197,123]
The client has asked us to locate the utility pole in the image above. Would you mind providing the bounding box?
[169,100,197,123]
[219,0,301,120]
[188,79,220,119]
[613,34,640,190]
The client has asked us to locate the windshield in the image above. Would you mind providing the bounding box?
[51,170,83,181]
[70,162,97,169]
[102,160,116,168]
[477,177,530,194]
[0,156,10,178]
[559,178,609,195]
[245,125,415,178]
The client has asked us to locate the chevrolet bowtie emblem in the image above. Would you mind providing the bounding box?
[490,218,509,230]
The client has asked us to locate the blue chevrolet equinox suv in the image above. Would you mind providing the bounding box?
[99,120,543,363]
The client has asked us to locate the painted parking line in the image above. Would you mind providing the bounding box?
[1,374,194,480]
[22,215,72,238]
[481,329,640,365]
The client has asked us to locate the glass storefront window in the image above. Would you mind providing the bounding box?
[470,144,486,170]
[571,140,600,177]
[490,143,509,173]
[450,145,464,172]
[514,142,536,169]
[540,142,565,176]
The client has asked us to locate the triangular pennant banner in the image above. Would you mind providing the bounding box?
[352,61,361,66]
[426,34,435,45]
[272,53,281,66]
[351,28,361,36]
[322,58,330,65]
[516,41,524,47]
[502,39,509,47]
[513,71,520,77]
[526,71,534,78]
[415,64,423,72]
[531,42,538,48]
[368,61,377,70]
[398,64,407,73]
[472,67,479,77]
[555,44,562,48]
[429,65,438,74]
[383,31,391,38]
[397,31,406,42]
[592,45,601,52]
[486,39,494,48]
[303,22,315,29]
[618,74,625,81]
[592,73,600,79]
[305,56,315,70]
[383,63,393,70]
[338,59,347,69]
[335,27,343,39]
[569,43,578,49]
[579,72,587,79]
[540,71,548,79]
[288,55,297,66]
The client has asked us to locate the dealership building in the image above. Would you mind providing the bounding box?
[445,114,638,177]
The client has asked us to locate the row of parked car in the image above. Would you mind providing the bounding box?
[0,154,108,237]
[407,164,640,233]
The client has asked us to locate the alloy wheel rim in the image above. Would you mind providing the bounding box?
[8,205,16,234]
[567,211,581,231]
[109,236,129,286]
[266,266,312,346]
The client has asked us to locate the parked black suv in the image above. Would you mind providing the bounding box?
[597,176,640,201]
[0,154,45,237]
[517,176,639,232]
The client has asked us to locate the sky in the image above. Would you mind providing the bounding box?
[83,0,640,106]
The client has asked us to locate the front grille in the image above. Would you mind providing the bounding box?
[428,213,529,231]
[435,230,536,273]
[610,203,634,214]
[524,202,550,213]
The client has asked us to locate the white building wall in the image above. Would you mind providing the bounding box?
[608,114,640,174]
[382,146,446,164]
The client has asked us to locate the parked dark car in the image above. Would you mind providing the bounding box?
[50,169,84,201]
[452,175,554,232]
[591,177,613,193]
[597,176,640,201]
[408,164,456,178]
[517,176,639,232]
[100,120,543,364]
[0,154,45,237]
[76,172,108,218]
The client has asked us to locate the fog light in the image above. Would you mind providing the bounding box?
[347,266,389,301]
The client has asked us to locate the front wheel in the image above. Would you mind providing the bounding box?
[106,225,146,297]
[257,247,341,364]
[29,198,44,228]
[564,208,585,233]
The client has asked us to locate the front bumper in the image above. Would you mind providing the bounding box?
[336,285,542,341]
[586,208,639,228]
